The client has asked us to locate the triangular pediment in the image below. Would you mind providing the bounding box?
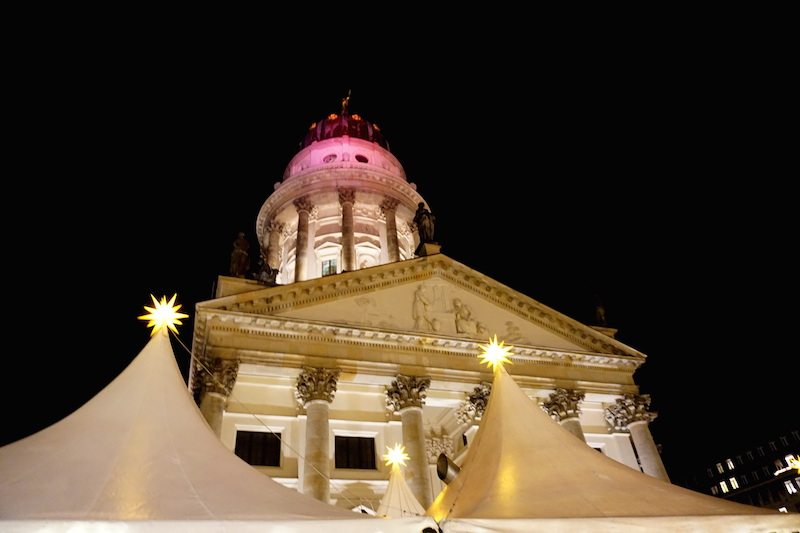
[200,255,643,358]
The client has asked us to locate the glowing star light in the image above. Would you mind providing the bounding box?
[383,443,410,468]
[138,294,189,336]
[478,335,513,371]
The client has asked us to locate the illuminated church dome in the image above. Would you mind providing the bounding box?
[257,98,427,284]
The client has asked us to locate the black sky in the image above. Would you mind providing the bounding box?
[6,53,796,485]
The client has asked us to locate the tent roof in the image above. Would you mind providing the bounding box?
[377,465,426,518]
[0,333,374,522]
[427,365,776,521]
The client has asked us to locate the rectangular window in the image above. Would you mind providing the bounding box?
[729,477,739,489]
[736,455,744,465]
[757,447,765,457]
[785,480,798,494]
[739,474,748,486]
[762,466,770,477]
[711,486,719,495]
[746,450,754,461]
[720,480,729,493]
[752,470,760,481]
[779,436,788,446]
[335,436,376,470]
[774,459,784,470]
[706,468,713,478]
[716,462,724,474]
[791,430,799,441]
[769,441,778,452]
[234,431,281,467]
[321,259,337,276]
[726,458,735,470]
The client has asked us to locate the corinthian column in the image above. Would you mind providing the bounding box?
[293,196,313,281]
[386,374,433,508]
[296,367,340,503]
[606,393,670,482]
[265,219,284,270]
[338,188,356,271]
[199,358,239,437]
[543,388,586,442]
[380,197,400,262]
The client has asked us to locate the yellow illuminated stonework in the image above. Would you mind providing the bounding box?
[138,294,189,336]
[478,335,513,372]
[382,443,410,468]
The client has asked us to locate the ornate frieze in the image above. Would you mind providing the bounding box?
[605,393,657,431]
[386,374,431,411]
[295,366,340,406]
[543,388,585,421]
[202,358,239,397]
[425,432,454,464]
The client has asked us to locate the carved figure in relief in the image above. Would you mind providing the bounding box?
[229,232,250,278]
[413,286,433,331]
[452,298,478,335]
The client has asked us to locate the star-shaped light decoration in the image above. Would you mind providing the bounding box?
[383,443,410,468]
[138,294,189,336]
[478,334,513,372]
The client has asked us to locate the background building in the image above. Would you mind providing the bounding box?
[684,429,800,513]
[189,104,670,510]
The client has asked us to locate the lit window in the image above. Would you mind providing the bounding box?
[785,454,796,464]
[778,507,788,513]
[711,486,719,495]
[726,458,735,470]
[720,480,729,493]
[234,431,281,467]
[785,480,798,494]
[321,259,337,276]
[716,463,724,474]
[730,477,739,489]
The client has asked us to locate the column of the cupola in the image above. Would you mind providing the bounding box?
[386,374,433,508]
[606,393,670,482]
[265,219,284,270]
[543,388,587,442]
[295,367,340,503]
[380,197,400,262]
[338,188,356,271]
[198,358,239,437]
[293,196,313,282]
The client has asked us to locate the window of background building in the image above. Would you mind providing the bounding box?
[785,480,798,495]
[762,466,771,477]
[769,441,778,452]
[739,474,748,486]
[757,446,765,457]
[730,477,739,489]
[716,462,724,474]
[234,430,281,466]
[321,259,337,276]
[726,458,735,470]
[779,436,788,446]
[752,470,760,481]
[711,486,719,495]
[747,450,754,461]
[335,436,376,470]
[706,468,713,478]
[736,455,744,465]
[720,480,729,493]
[774,459,784,471]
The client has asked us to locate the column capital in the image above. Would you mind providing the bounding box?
[295,366,340,406]
[338,188,356,205]
[293,195,314,214]
[202,358,239,397]
[605,393,657,432]
[386,374,431,412]
[380,197,399,213]
[265,218,285,234]
[543,388,585,422]
[456,382,492,424]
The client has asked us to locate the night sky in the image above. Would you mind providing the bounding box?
[6,69,796,486]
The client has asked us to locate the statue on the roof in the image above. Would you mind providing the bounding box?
[229,232,250,278]
[414,202,436,244]
[341,89,351,114]
[594,294,607,326]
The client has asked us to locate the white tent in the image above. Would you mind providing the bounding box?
[427,365,798,532]
[377,463,426,518]
[0,332,435,532]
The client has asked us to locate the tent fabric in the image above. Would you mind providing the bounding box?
[427,366,776,521]
[0,332,436,532]
[377,464,426,518]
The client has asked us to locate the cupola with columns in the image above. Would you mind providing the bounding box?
[256,95,427,283]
